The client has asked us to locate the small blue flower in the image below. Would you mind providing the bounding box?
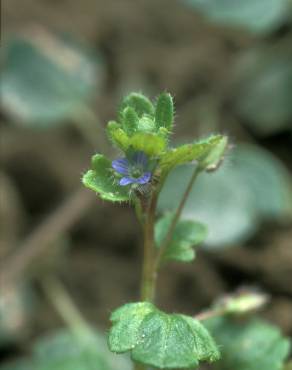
[112,151,152,186]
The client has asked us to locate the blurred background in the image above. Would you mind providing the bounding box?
[1,0,292,369]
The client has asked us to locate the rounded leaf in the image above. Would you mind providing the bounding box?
[108,302,220,369]
[82,154,130,202]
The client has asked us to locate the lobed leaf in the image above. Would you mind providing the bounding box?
[108,302,220,369]
[159,135,225,174]
[82,154,129,202]
[155,213,208,262]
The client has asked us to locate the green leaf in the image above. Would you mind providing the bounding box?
[82,154,130,202]
[0,33,103,127]
[200,135,229,171]
[121,107,139,135]
[185,0,289,34]
[106,122,167,155]
[206,317,291,370]
[234,145,292,219]
[155,92,174,130]
[155,213,208,262]
[137,116,156,134]
[159,135,225,175]
[0,330,131,370]
[107,122,130,151]
[120,93,154,118]
[34,330,131,370]
[158,144,292,248]
[128,132,167,156]
[108,302,220,369]
[233,45,292,136]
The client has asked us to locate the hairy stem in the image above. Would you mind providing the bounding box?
[155,164,201,269]
[141,191,158,302]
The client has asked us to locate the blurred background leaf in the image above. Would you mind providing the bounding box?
[232,43,292,136]
[0,330,131,370]
[0,27,104,127]
[184,0,291,34]
[159,144,292,248]
[206,317,291,370]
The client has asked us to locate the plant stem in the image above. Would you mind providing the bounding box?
[155,164,201,270]
[141,191,159,302]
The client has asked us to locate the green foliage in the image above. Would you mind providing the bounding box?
[128,132,167,156]
[158,144,292,248]
[34,331,110,370]
[108,302,220,369]
[233,44,292,136]
[206,317,291,370]
[0,32,103,127]
[200,136,229,171]
[159,135,226,175]
[0,330,131,370]
[185,0,290,34]
[155,213,208,262]
[119,92,154,119]
[83,92,229,203]
[121,107,139,135]
[82,154,130,202]
[155,92,174,131]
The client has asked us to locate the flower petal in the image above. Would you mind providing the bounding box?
[136,171,152,184]
[112,158,130,175]
[133,151,148,167]
[119,177,134,186]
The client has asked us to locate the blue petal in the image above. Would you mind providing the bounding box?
[119,177,134,186]
[112,158,130,175]
[132,151,148,167]
[136,172,152,184]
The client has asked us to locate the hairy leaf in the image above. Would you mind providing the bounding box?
[155,92,174,130]
[121,107,139,135]
[120,92,154,118]
[159,135,225,174]
[82,154,129,202]
[108,302,220,369]
[128,132,167,156]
